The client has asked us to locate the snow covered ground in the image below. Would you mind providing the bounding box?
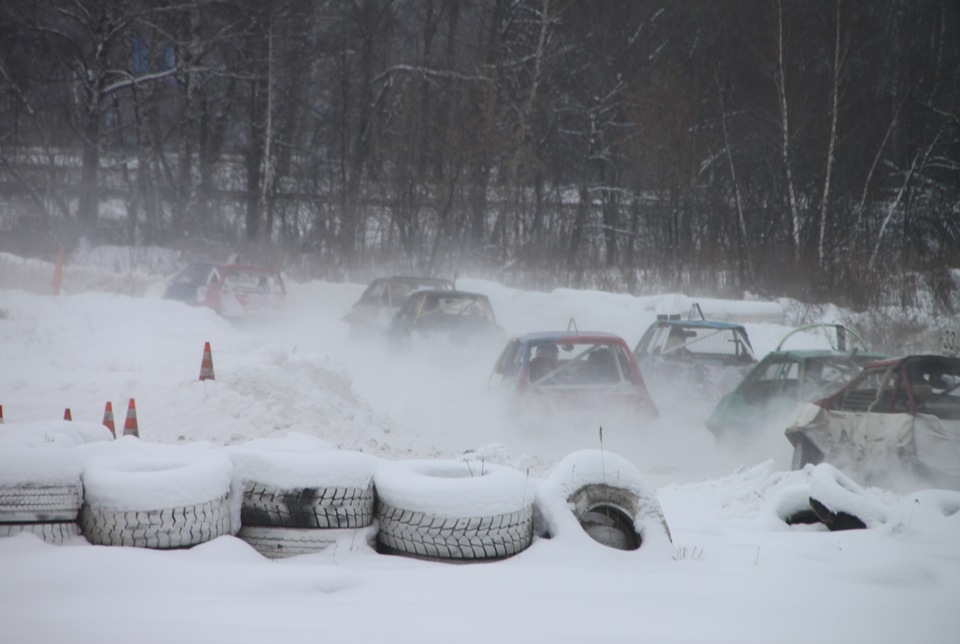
[1,251,958,643]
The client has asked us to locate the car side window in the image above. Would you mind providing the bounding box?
[492,340,522,377]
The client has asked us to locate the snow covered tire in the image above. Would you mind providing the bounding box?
[0,483,83,523]
[374,459,535,562]
[0,521,81,544]
[376,501,534,561]
[809,464,887,531]
[241,482,374,529]
[80,495,231,549]
[238,525,376,559]
[537,450,672,554]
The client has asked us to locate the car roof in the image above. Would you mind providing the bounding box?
[187,261,281,275]
[653,319,746,331]
[514,331,628,344]
[761,349,887,362]
[411,289,488,299]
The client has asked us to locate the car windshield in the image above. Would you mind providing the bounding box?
[358,277,451,308]
[638,323,754,362]
[414,294,493,322]
[171,263,215,287]
[528,341,637,387]
[222,268,283,294]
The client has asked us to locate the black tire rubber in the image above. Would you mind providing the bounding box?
[241,482,374,529]
[238,525,376,558]
[0,483,83,523]
[0,521,81,544]
[79,495,231,548]
[809,464,886,531]
[538,451,672,552]
[376,501,534,561]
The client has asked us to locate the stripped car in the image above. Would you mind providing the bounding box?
[633,311,756,406]
[385,289,504,353]
[164,261,286,319]
[785,354,960,490]
[706,324,885,443]
[489,331,659,421]
[343,276,454,338]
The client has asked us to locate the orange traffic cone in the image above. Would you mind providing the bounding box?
[63,408,72,421]
[199,342,215,381]
[122,398,139,438]
[102,401,116,437]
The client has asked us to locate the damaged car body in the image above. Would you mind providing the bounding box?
[633,314,756,406]
[706,324,885,443]
[344,276,454,338]
[489,331,659,421]
[785,354,960,490]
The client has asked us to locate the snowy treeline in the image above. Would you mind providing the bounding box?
[0,1,957,305]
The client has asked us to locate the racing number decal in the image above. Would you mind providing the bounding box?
[944,329,958,356]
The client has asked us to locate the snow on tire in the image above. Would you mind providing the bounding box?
[0,522,81,544]
[238,525,377,559]
[0,448,84,544]
[228,442,378,529]
[240,482,375,528]
[374,458,535,562]
[809,463,888,531]
[536,450,672,554]
[79,440,234,549]
[0,484,83,523]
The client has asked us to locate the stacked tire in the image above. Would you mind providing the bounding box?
[230,448,378,558]
[374,458,535,562]
[79,442,234,549]
[0,449,84,544]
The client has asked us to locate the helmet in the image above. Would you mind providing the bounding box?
[535,343,559,359]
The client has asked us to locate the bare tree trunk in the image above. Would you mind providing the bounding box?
[868,124,946,269]
[718,80,752,282]
[774,0,801,263]
[817,0,842,269]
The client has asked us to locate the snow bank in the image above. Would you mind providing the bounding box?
[0,421,113,449]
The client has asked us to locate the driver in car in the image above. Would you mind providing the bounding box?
[529,343,559,382]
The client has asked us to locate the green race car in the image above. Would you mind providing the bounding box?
[706,325,887,443]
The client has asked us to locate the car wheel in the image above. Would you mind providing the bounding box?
[537,450,672,552]
[374,459,535,562]
[809,464,887,531]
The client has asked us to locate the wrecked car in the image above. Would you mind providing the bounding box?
[343,275,454,338]
[385,289,504,353]
[489,331,659,421]
[785,354,960,490]
[706,324,885,443]
[164,261,286,319]
[633,313,756,405]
